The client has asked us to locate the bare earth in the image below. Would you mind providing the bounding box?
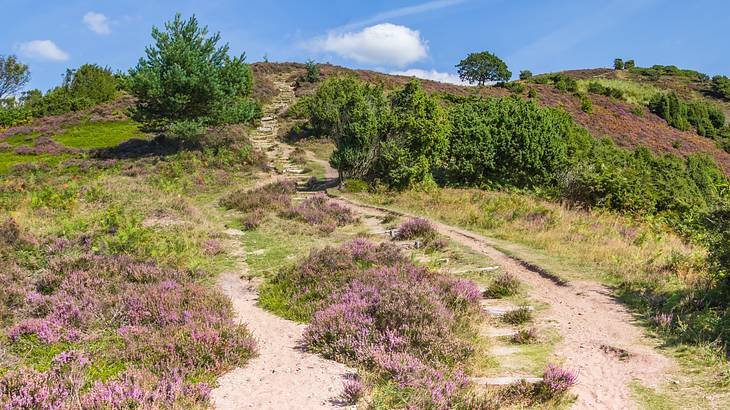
[210,240,353,409]
[330,196,674,410]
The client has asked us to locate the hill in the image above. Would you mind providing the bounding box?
[252,62,730,175]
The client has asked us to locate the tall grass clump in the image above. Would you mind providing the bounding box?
[260,239,484,407]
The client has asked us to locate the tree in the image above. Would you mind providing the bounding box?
[456,51,511,85]
[624,59,635,69]
[613,58,624,70]
[65,64,117,105]
[128,14,257,132]
[0,55,30,99]
[519,70,533,80]
[712,75,730,101]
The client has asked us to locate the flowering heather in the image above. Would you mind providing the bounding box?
[0,227,256,408]
[539,364,578,398]
[263,239,482,408]
[281,194,358,233]
[220,180,296,212]
[395,217,437,241]
[340,375,364,405]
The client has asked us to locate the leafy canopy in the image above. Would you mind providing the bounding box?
[0,55,30,100]
[128,14,257,131]
[456,51,511,85]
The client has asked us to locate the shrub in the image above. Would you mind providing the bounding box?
[649,92,690,131]
[221,180,295,212]
[261,240,482,407]
[280,194,357,233]
[307,76,387,180]
[501,307,533,324]
[65,64,118,106]
[503,81,525,94]
[527,88,538,99]
[394,217,437,241]
[580,95,593,113]
[624,59,635,69]
[613,58,624,70]
[511,327,538,344]
[374,80,450,188]
[445,96,591,187]
[712,75,730,101]
[128,14,257,132]
[484,273,520,298]
[537,364,578,399]
[519,70,533,80]
[304,59,320,83]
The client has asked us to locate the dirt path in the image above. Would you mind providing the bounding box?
[328,195,674,410]
[211,78,354,409]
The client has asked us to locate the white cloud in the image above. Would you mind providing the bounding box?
[83,11,111,35]
[311,23,428,67]
[18,40,69,61]
[390,68,467,85]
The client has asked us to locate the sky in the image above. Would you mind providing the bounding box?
[2,0,729,92]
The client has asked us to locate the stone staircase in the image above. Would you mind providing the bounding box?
[250,78,304,175]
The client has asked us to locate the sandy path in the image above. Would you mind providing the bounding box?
[211,240,353,409]
[329,195,674,410]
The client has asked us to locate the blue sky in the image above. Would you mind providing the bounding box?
[2,0,728,92]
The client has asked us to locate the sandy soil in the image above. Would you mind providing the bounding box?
[210,239,354,409]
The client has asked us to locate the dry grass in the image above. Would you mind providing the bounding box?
[348,188,706,288]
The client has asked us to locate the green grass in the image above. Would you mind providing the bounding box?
[630,380,678,410]
[3,131,40,146]
[0,151,71,174]
[577,78,661,106]
[54,120,146,149]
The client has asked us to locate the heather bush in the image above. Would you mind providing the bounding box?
[280,194,357,233]
[501,307,533,325]
[261,239,482,406]
[394,217,437,242]
[0,226,256,408]
[220,180,296,212]
[484,272,521,298]
[537,364,578,399]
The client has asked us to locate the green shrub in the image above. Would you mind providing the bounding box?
[128,14,257,131]
[580,95,593,113]
[624,59,635,69]
[65,64,118,106]
[304,59,320,83]
[650,92,725,137]
[519,70,533,80]
[484,273,520,298]
[501,307,533,324]
[649,92,690,131]
[503,81,525,94]
[375,80,450,188]
[613,58,624,70]
[444,96,590,187]
[527,88,538,99]
[712,75,730,101]
[0,104,31,127]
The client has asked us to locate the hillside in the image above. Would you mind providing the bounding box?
[253,62,730,175]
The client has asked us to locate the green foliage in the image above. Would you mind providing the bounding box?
[444,96,590,187]
[0,103,32,127]
[614,58,624,70]
[65,64,118,106]
[711,75,730,101]
[537,73,577,92]
[706,205,730,288]
[503,81,525,94]
[587,81,624,99]
[519,70,533,80]
[54,120,145,149]
[649,92,690,131]
[456,51,511,85]
[527,88,538,99]
[304,59,320,83]
[650,92,726,137]
[580,95,593,113]
[128,14,257,132]
[631,65,709,81]
[624,59,635,69]
[307,76,387,179]
[375,80,450,188]
[0,55,31,100]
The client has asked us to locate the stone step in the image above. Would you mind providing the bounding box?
[483,327,519,338]
[491,346,521,356]
[480,302,534,317]
[470,376,542,386]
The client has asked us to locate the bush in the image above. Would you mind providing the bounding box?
[128,14,257,132]
[503,81,525,93]
[712,75,730,101]
[519,70,533,80]
[0,104,31,127]
[444,96,591,187]
[374,80,450,188]
[220,180,296,212]
[649,92,726,137]
[304,59,320,83]
[280,194,357,234]
[613,58,624,70]
[649,92,690,130]
[484,273,520,298]
[527,88,538,99]
[394,217,437,242]
[501,307,533,324]
[580,95,593,113]
[65,64,118,106]
[307,76,387,180]
[624,59,635,69]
